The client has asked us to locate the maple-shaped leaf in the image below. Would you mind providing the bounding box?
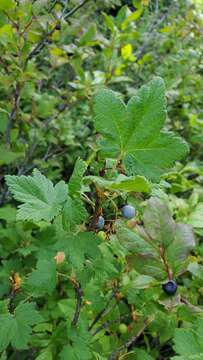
[0,302,43,351]
[62,196,88,232]
[93,77,188,181]
[60,324,93,360]
[5,169,68,222]
[25,259,57,296]
[58,232,101,269]
[172,319,203,360]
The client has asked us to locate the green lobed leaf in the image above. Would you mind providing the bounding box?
[0,302,43,351]
[93,78,188,181]
[62,196,87,232]
[61,232,101,269]
[172,319,203,358]
[26,259,56,296]
[60,324,93,360]
[124,131,188,181]
[5,169,68,222]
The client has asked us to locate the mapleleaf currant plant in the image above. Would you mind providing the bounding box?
[3,78,196,360]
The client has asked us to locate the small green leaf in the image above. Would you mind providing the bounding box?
[0,206,16,222]
[35,350,53,360]
[69,158,87,196]
[132,275,155,289]
[188,203,203,228]
[111,175,151,193]
[79,23,97,45]
[0,145,23,165]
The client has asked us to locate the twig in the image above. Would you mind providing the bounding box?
[47,0,58,14]
[88,292,115,331]
[26,0,91,63]
[92,315,130,337]
[135,3,173,61]
[0,57,10,74]
[71,280,83,326]
[108,315,155,360]
[160,246,173,280]
[64,0,91,21]
[5,83,21,146]
[3,10,19,30]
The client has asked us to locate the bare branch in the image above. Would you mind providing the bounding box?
[92,315,130,337]
[26,0,91,63]
[136,3,174,61]
[64,0,91,21]
[88,292,116,331]
[71,280,83,326]
[5,83,21,146]
[108,315,155,360]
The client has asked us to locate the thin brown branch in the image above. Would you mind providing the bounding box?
[160,246,173,280]
[5,83,21,146]
[88,292,116,331]
[3,10,19,30]
[92,315,130,337]
[71,279,83,326]
[0,57,10,74]
[26,0,91,63]
[108,315,155,360]
[136,3,174,61]
[64,0,91,21]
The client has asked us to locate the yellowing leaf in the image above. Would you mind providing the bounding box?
[141,0,149,5]
[0,24,14,44]
[0,0,16,10]
[50,47,66,57]
[160,25,174,33]
[114,64,125,76]
[121,44,132,60]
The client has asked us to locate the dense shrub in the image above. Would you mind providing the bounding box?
[0,1,202,359]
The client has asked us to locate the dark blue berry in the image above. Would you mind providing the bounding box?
[162,280,177,295]
[122,205,136,219]
[96,215,105,230]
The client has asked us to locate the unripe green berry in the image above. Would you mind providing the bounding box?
[98,230,107,241]
[119,323,128,334]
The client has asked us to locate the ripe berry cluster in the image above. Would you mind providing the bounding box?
[95,205,136,230]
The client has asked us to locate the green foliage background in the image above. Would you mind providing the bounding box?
[0,0,202,359]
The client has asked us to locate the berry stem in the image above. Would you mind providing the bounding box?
[160,246,173,280]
